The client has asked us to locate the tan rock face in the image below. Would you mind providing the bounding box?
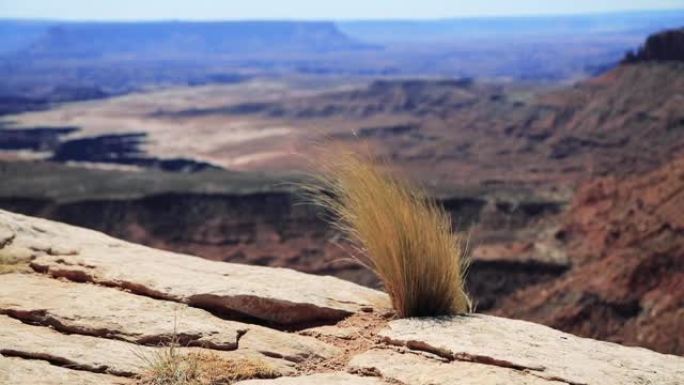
[0,210,387,325]
[379,315,684,385]
[0,315,146,376]
[0,273,243,349]
[235,373,387,385]
[349,349,564,385]
[0,355,131,385]
[0,315,294,377]
[0,274,337,363]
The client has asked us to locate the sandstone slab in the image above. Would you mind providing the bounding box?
[0,209,387,325]
[238,325,338,363]
[0,315,145,376]
[0,274,337,362]
[236,373,386,385]
[0,273,243,349]
[349,349,564,385]
[0,354,130,385]
[0,315,294,377]
[380,314,684,385]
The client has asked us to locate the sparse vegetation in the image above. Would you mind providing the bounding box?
[136,335,279,385]
[0,249,32,274]
[307,147,471,317]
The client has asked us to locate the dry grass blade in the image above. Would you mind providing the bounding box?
[135,338,199,385]
[137,348,279,385]
[135,319,279,385]
[305,147,471,317]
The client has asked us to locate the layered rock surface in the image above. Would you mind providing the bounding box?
[376,316,683,385]
[0,209,682,384]
[0,355,130,385]
[0,209,387,325]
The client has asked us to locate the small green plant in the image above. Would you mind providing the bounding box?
[307,147,471,317]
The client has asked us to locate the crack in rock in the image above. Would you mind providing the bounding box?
[0,355,130,385]
[0,231,15,249]
[392,338,586,385]
[0,349,135,377]
[385,337,546,372]
[0,309,125,342]
[2,307,239,350]
[187,293,351,330]
[347,365,409,385]
[377,337,589,385]
[32,259,361,330]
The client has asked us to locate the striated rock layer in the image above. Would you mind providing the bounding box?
[0,355,131,385]
[496,155,684,355]
[0,209,387,326]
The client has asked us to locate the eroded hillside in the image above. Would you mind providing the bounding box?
[496,154,684,354]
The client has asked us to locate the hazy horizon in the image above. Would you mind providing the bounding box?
[2,0,684,21]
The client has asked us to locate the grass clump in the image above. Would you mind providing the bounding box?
[307,147,471,317]
[137,339,279,385]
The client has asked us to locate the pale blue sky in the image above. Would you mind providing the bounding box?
[1,0,684,21]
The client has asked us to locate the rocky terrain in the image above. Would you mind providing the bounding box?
[5,60,682,189]
[1,28,683,359]
[496,154,684,354]
[1,209,682,385]
[490,29,684,354]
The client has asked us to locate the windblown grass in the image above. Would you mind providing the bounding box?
[306,147,471,317]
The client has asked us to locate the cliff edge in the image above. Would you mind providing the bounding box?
[624,27,684,62]
[0,209,682,384]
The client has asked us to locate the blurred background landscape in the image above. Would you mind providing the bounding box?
[1,0,683,355]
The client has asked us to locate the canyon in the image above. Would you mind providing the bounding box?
[0,26,683,361]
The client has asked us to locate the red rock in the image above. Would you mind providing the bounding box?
[495,155,684,355]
